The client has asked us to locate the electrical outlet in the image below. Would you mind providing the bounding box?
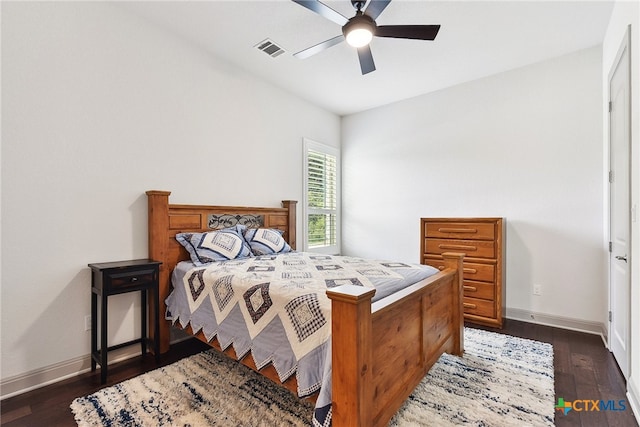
[84,315,92,331]
[533,284,542,296]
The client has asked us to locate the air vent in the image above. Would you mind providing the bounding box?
[255,39,285,58]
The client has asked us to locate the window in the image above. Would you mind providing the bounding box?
[303,139,340,254]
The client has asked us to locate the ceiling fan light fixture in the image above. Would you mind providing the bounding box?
[346,27,373,47]
[342,14,376,47]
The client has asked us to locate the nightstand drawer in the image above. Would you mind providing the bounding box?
[425,222,495,240]
[463,280,495,300]
[463,297,495,318]
[108,269,156,289]
[425,238,495,259]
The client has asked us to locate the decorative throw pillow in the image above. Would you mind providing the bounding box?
[243,228,292,256]
[176,225,252,266]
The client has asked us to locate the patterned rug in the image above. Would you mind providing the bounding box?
[70,328,554,426]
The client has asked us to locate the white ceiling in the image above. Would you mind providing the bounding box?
[120,0,615,115]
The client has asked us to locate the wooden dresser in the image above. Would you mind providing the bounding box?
[420,218,504,328]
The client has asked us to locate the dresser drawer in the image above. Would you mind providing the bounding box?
[424,259,495,283]
[107,269,156,289]
[425,221,495,240]
[462,262,495,282]
[463,280,495,301]
[463,297,495,318]
[425,238,495,259]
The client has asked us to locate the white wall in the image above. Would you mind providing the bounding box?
[0,1,340,390]
[342,47,605,326]
[602,0,640,419]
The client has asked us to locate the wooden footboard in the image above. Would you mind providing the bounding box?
[327,252,464,427]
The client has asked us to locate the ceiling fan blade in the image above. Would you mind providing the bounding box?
[364,0,391,20]
[376,25,441,40]
[357,45,376,75]
[291,0,349,26]
[294,35,345,59]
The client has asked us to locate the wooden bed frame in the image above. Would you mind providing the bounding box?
[146,190,465,427]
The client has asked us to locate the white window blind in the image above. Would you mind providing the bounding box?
[303,139,340,254]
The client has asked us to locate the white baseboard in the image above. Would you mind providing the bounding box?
[0,346,140,400]
[628,377,640,423]
[505,308,607,344]
[1,327,193,401]
[0,312,613,402]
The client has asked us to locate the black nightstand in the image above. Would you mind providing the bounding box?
[88,259,162,384]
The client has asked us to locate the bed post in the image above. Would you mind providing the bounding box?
[442,252,465,356]
[326,285,377,427]
[146,190,171,354]
[281,200,297,250]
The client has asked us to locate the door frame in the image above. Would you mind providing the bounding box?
[607,25,632,379]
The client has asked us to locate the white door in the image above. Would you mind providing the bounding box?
[608,28,631,379]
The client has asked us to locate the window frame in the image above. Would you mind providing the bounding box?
[302,138,341,254]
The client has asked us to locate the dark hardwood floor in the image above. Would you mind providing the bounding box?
[473,320,637,427]
[1,319,637,426]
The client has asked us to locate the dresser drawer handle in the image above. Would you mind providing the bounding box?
[463,286,477,292]
[438,227,477,234]
[463,268,478,274]
[463,303,477,309]
[439,244,476,251]
[130,277,138,282]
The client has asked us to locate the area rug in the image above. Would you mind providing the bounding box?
[71,328,555,426]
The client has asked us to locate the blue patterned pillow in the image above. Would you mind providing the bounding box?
[243,228,292,256]
[176,225,252,266]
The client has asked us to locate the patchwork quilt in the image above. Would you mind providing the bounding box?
[165,252,438,426]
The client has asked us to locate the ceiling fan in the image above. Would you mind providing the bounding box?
[292,0,441,75]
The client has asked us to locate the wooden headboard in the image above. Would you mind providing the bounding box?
[146,190,297,353]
